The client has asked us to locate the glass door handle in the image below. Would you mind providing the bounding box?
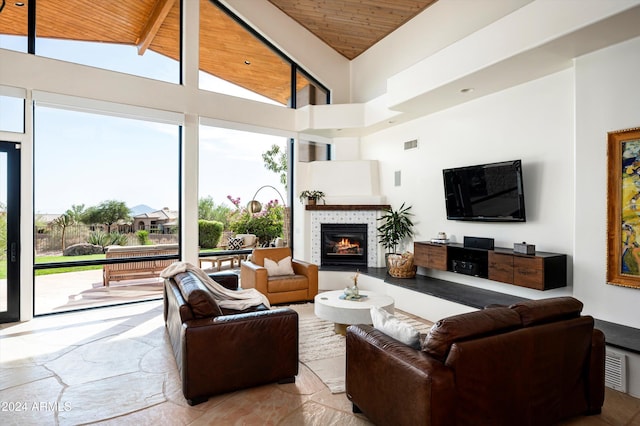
[10,242,16,263]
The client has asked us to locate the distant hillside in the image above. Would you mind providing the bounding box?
[129,204,156,217]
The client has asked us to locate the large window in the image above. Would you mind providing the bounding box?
[296,69,329,107]
[35,1,181,83]
[199,1,329,108]
[33,104,181,315]
[0,0,28,53]
[0,88,25,133]
[1,0,329,105]
[198,123,290,254]
[0,1,181,83]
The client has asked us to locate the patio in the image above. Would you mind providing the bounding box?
[26,258,239,316]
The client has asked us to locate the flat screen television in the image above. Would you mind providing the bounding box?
[443,159,526,222]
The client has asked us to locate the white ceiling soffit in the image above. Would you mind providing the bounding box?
[387,1,640,116]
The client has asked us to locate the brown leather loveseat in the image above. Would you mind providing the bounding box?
[164,271,299,405]
[346,297,605,426]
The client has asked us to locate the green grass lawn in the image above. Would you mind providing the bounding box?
[0,249,224,279]
[34,254,106,276]
[0,254,107,279]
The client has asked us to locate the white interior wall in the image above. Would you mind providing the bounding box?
[350,0,534,103]
[360,69,575,299]
[572,38,640,398]
[574,36,640,329]
[359,40,640,396]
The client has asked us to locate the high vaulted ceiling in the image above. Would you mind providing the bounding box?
[0,0,436,102]
[267,0,438,59]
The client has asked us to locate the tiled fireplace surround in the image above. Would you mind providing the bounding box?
[309,206,387,268]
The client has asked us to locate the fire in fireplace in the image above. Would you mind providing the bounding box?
[321,224,367,267]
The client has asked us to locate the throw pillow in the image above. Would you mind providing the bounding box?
[264,256,295,276]
[370,306,421,349]
[228,237,244,250]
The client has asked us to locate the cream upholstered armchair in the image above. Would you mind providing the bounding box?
[240,247,318,305]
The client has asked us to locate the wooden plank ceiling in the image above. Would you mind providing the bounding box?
[0,0,437,102]
[268,0,438,59]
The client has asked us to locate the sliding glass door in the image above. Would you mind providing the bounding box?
[0,141,20,323]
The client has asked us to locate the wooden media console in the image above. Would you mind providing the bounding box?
[414,241,567,291]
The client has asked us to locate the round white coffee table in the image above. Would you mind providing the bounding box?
[314,290,395,334]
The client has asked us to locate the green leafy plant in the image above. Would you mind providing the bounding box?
[52,213,75,250]
[377,203,415,254]
[81,200,131,233]
[199,196,233,228]
[87,231,128,250]
[136,230,150,245]
[262,144,288,186]
[299,190,325,203]
[229,200,284,246]
[198,220,223,249]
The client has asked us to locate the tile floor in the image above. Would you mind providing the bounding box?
[1,300,639,425]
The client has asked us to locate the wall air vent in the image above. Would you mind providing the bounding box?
[404,139,418,150]
[605,349,627,392]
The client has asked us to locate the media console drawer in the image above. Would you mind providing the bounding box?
[414,242,447,271]
[414,241,567,291]
[488,252,514,284]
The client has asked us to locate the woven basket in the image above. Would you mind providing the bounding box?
[387,252,416,278]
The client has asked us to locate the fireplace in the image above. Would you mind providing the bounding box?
[321,224,368,267]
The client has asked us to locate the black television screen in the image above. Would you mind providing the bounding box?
[443,160,526,222]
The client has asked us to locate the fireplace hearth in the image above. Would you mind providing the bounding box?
[321,224,368,267]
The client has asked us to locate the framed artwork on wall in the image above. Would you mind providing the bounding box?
[607,127,640,288]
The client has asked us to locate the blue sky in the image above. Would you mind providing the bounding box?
[1,35,287,214]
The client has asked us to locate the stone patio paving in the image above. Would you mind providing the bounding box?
[1,258,236,316]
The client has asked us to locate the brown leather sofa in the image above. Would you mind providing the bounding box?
[346,297,605,426]
[164,271,299,405]
[240,247,318,304]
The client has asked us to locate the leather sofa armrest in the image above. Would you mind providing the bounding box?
[240,261,268,294]
[207,272,238,290]
[346,324,455,426]
[291,259,316,276]
[292,259,319,298]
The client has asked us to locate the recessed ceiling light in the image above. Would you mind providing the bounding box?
[460,88,474,93]
[15,2,25,6]
[244,60,251,65]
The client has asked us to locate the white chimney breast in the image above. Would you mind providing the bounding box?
[308,160,384,204]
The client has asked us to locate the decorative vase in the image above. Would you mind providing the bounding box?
[308,198,317,206]
[350,283,359,297]
[344,271,361,299]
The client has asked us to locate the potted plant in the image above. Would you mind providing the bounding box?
[299,190,325,206]
[377,203,416,278]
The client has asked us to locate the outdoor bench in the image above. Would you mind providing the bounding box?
[103,244,178,286]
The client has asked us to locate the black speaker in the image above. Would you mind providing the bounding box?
[463,236,495,250]
[452,260,480,276]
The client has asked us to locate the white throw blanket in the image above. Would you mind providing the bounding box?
[161,261,270,310]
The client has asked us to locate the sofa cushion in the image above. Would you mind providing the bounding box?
[267,274,308,293]
[264,256,295,276]
[174,272,223,319]
[370,306,421,349]
[510,296,583,327]
[422,307,521,362]
[220,304,270,315]
[236,233,257,247]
